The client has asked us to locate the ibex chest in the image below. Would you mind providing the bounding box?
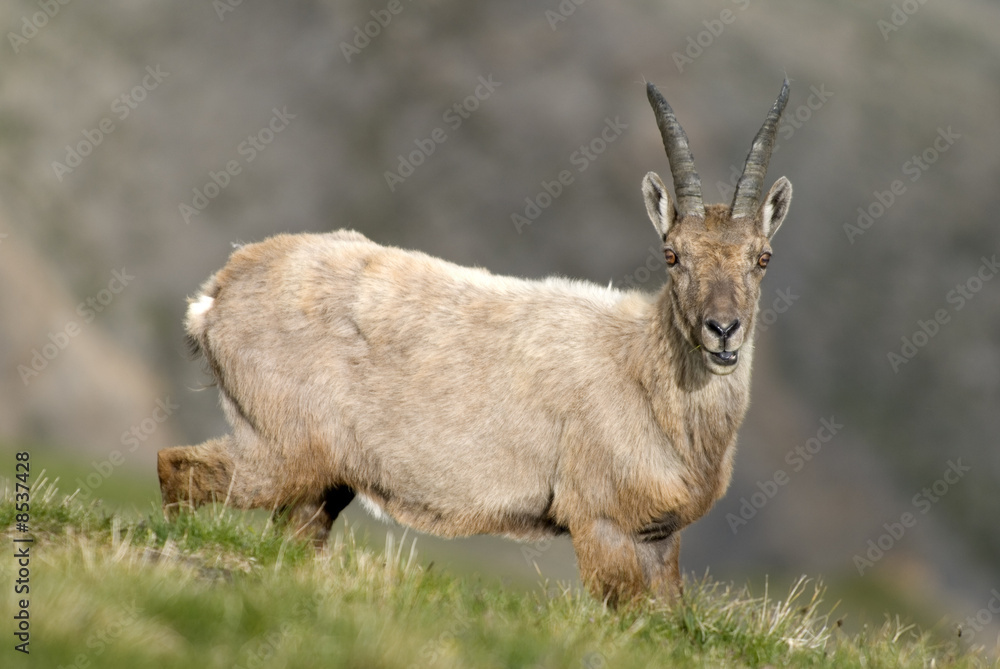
[631,435,737,538]
[636,390,745,531]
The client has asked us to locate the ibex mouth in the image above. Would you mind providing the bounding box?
[708,349,739,367]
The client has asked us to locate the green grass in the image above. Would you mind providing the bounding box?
[1,476,996,669]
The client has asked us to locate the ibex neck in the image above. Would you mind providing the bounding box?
[635,286,754,502]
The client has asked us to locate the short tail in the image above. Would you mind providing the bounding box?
[183,271,257,433]
[184,273,220,361]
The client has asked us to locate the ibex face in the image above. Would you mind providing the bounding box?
[642,80,793,375]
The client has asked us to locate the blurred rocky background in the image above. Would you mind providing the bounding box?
[3,0,998,647]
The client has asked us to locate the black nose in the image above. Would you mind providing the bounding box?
[705,318,740,339]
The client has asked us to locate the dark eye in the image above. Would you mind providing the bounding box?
[664,249,678,267]
[758,252,771,269]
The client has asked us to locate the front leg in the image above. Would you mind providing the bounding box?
[571,519,646,607]
[635,530,683,602]
[634,512,684,602]
[571,515,685,607]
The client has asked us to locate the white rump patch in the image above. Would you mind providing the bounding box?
[357,493,393,524]
[188,294,214,318]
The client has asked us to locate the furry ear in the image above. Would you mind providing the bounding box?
[758,177,793,239]
[642,172,675,239]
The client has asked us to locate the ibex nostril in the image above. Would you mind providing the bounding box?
[706,319,740,339]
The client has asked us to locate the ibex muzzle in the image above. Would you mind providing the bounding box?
[158,78,793,606]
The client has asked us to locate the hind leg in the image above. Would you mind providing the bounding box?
[158,432,302,514]
[275,486,355,548]
[157,436,237,515]
[158,435,354,547]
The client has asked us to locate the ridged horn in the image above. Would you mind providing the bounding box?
[646,82,704,219]
[731,78,790,220]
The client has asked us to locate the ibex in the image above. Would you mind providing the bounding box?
[158,79,793,605]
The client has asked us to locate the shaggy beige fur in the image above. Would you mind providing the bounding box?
[159,84,793,605]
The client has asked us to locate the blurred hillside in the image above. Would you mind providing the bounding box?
[2,0,999,644]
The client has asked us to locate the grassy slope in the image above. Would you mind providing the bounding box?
[1,477,994,669]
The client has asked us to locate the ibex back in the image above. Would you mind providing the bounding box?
[159,79,793,605]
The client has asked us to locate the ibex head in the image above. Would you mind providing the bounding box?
[642,79,792,375]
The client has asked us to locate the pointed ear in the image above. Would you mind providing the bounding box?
[642,172,675,239]
[758,176,793,239]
